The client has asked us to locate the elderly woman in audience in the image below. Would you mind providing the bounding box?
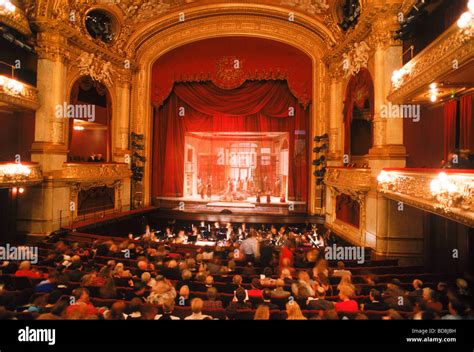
[185,298,212,320]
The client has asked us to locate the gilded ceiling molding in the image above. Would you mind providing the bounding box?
[388,23,474,104]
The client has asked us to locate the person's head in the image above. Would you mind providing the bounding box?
[140,303,158,320]
[422,287,435,302]
[179,285,190,299]
[232,275,243,285]
[19,261,31,271]
[336,261,345,270]
[205,275,214,286]
[162,301,175,314]
[286,301,306,320]
[298,271,310,283]
[448,299,464,317]
[141,272,151,283]
[129,297,143,313]
[191,298,204,314]
[254,305,270,320]
[137,260,148,271]
[235,287,247,303]
[338,285,354,301]
[281,268,291,279]
[107,301,126,320]
[206,287,218,301]
[369,289,381,302]
[413,279,423,290]
[262,289,272,301]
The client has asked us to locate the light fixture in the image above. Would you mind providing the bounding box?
[430,172,462,211]
[18,187,25,194]
[0,0,16,12]
[391,65,413,90]
[0,75,24,95]
[457,0,474,40]
[73,125,85,131]
[377,171,396,192]
[430,94,438,102]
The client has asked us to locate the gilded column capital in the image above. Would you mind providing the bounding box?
[36,31,71,63]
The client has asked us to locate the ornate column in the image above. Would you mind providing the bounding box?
[367,16,406,171]
[114,70,132,160]
[31,31,69,172]
[327,63,345,166]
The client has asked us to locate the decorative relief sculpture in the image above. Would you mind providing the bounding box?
[280,0,329,15]
[342,41,371,78]
[77,52,116,86]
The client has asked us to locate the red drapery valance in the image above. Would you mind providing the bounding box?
[151,37,312,108]
[152,80,308,201]
[343,68,375,155]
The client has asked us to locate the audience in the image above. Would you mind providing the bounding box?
[0,224,472,322]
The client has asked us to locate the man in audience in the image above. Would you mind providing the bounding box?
[155,302,180,320]
[15,261,43,278]
[261,289,279,310]
[332,261,351,278]
[271,279,291,300]
[240,232,259,262]
[361,289,389,311]
[203,287,223,310]
[307,286,334,311]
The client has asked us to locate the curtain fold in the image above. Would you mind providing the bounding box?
[460,93,473,151]
[152,80,308,201]
[444,100,458,160]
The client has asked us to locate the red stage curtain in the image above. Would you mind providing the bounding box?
[460,93,473,151]
[444,100,457,160]
[335,194,360,228]
[343,69,374,155]
[152,80,308,201]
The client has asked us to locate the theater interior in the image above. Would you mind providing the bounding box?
[0,0,473,326]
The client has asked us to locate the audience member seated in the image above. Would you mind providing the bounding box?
[185,298,212,320]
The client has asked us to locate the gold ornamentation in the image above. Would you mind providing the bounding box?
[0,163,43,188]
[0,76,40,110]
[77,52,117,86]
[342,41,371,78]
[377,170,474,227]
[59,162,131,181]
[280,0,329,15]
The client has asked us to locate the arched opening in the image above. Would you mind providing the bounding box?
[343,68,374,166]
[68,76,112,162]
[150,37,311,207]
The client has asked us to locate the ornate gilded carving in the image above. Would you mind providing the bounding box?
[378,170,474,227]
[342,41,371,77]
[0,2,32,36]
[77,52,117,86]
[280,0,329,15]
[388,23,474,102]
[0,76,40,110]
[0,163,43,188]
[59,162,131,181]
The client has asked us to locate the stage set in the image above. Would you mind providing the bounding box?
[150,38,310,215]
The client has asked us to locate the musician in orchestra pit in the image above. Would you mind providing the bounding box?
[239,232,259,263]
[174,230,188,244]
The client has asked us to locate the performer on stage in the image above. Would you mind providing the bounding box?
[206,176,213,200]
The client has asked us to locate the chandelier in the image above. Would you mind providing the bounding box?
[0,163,32,182]
[0,75,24,95]
[457,0,474,41]
[430,172,463,211]
[0,0,16,13]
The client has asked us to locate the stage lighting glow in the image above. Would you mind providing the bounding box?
[457,12,472,29]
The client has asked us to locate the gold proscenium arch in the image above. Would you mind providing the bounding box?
[127,7,335,215]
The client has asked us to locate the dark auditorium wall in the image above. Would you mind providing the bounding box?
[424,212,474,275]
[404,105,444,168]
[0,111,35,162]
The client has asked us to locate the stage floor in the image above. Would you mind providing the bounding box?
[156,195,305,206]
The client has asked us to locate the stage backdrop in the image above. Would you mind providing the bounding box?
[151,37,312,203]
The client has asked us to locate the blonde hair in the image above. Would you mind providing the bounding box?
[286,301,307,320]
[254,305,270,320]
[191,298,204,313]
